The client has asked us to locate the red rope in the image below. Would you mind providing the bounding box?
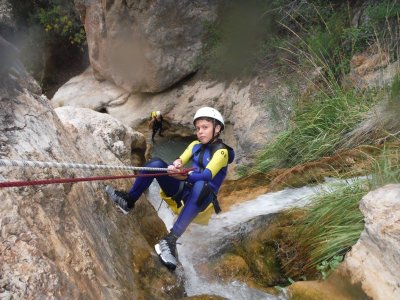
[0,168,195,188]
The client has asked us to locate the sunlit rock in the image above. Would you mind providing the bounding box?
[52,68,129,111]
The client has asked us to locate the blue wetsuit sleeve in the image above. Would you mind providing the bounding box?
[187,169,212,183]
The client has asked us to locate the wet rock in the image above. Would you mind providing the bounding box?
[213,254,250,281]
[206,214,285,289]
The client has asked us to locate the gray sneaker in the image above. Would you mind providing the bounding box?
[105,185,134,214]
[155,233,178,270]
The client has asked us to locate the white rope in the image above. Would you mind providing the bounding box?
[0,158,169,172]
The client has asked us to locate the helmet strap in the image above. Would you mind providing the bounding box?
[208,119,220,144]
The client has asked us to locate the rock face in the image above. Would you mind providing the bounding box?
[0,37,184,299]
[339,184,400,300]
[76,0,218,93]
[347,48,397,90]
[52,69,288,176]
[54,106,147,167]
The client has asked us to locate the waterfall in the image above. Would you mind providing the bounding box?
[148,181,331,299]
[149,139,365,299]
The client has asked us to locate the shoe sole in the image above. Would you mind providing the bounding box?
[105,185,130,215]
[116,206,130,215]
[154,244,177,271]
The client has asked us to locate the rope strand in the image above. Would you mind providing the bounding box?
[0,158,169,172]
[0,158,194,188]
[0,169,194,188]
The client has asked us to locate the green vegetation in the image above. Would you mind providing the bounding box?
[36,4,86,46]
[200,1,400,80]
[282,144,400,280]
[390,73,400,102]
[230,0,400,283]
[10,0,86,47]
[253,88,378,173]
[370,145,400,188]
[288,181,367,277]
[316,255,343,280]
[243,0,400,175]
[5,0,87,90]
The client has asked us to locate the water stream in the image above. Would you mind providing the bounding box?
[148,139,359,299]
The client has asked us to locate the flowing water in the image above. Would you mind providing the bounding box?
[149,139,361,300]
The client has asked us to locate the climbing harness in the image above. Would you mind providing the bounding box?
[0,158,193,188]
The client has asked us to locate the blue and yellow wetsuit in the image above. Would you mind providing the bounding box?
[127,139,235,237]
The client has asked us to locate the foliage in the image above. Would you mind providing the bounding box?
[277,3,353,80]
[34,1,86,47]
[279,143,400,280]
[288,181,367,277]
[246,1,400,175]
[316,255,343,280]
[227,0,400,284]
[252,88,377,173]
[365,0,400,25]
[390,73,400,102]
[370,145,400,187]
[360,0,400,61]
[9,0,85,46]
[7,0,87,88]
[200,0,400,80]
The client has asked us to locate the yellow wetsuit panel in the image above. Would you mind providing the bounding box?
[179,140,200,165]
[205,148,229,178]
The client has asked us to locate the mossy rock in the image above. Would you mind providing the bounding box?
[213,254,251,280]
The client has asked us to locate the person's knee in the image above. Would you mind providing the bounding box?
[145,157,168,168]
[191,181,212,206]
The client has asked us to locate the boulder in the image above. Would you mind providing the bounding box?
[54,106,147,167]
[76,0,218,92]
[339,184,400,300]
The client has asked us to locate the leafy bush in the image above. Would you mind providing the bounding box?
[36,3,86,47]
[316,255,343,280]
[7,0,87,91]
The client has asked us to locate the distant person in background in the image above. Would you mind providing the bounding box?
[150,110,164,142]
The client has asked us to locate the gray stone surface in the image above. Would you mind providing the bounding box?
[340,184,400,300]
[0,37,183,299]
[77,0,218,92]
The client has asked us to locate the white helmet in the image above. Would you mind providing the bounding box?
[193,107,224,130]
[156,111,161,116]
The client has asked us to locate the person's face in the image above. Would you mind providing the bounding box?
[195,119,221,144]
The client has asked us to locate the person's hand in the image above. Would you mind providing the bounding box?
[168,160,187,180]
